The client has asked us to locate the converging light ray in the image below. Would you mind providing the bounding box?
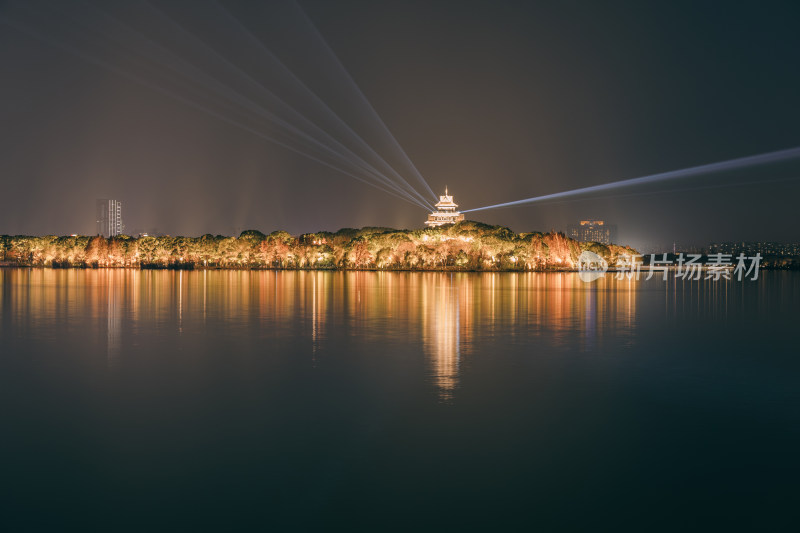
[0,16,431,210]
[58,0,432,209]
[137,0,434,209]
[213,1,436,207]
[464,147,800,213]
[290,0,437,201]
[2,0,437,211]
[74,2,432,209]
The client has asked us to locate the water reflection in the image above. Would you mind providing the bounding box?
[3,268,798,531]
[421,274,461,399]
[9,268,786,397]
[106,270,121,367]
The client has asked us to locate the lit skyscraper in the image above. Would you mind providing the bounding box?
[96,199,124,237]
[567,220,617,245]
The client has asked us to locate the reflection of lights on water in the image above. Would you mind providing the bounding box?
[178,270,183,334]
[107,271,121,368]
[4,270,645,387]
[312,273,318,355]
[422,275,462,400]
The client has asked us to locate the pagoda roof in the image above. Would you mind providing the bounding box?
[434,187,459,209]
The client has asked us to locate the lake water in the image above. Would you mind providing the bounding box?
[1,268,798,530]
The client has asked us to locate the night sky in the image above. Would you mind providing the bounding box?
[1,0,799,249]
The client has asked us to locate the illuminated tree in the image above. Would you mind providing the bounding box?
[260,234,292,268]
[108,237,124,266]
[85,236,108,267]
[543,232,575,267]
[348,240,374,268]
[137,236,157,265]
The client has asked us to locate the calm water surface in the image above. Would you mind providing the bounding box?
[1,269,799,530]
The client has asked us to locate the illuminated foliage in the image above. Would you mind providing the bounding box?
[0,223,636,270]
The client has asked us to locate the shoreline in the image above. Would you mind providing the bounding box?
[0,263,600,272]
[2,264,798,272]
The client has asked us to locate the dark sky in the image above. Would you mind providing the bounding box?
[1,0,799,249]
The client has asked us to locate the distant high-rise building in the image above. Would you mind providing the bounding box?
[567,220,617,244]
[708,241,800,257]
[96,199,124,237]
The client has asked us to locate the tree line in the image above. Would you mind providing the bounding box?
[0,221,635,271]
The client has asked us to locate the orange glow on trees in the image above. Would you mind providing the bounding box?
[0,222,635,271]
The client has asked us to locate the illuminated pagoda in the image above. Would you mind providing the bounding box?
[425,187,465,227]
